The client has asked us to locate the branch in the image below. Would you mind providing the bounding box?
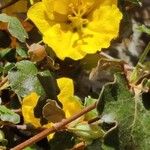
[11,102,97,150]
[0,0,20,10]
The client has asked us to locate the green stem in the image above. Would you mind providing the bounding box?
[130,42,150,83]
[11,102,97,150]
[138,42,150,64]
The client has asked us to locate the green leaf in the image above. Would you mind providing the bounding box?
[0,130,8,146]
[138,25,150,35]
[97,73,150,149]
[0,13,28,42]
[0,48,12,58]
[97,73,134,149]
[130,94,150,150]
[0,105,20,124]
[84,96,98,120]
[3,62,15,74]
[0,130,5,141]
[69,122,104,143]
[16,47,28,58]
[8,60,45,97]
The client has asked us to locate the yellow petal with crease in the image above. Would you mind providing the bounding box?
[57,78,83,118]
[27,2,53,33]
[22,92,41,128]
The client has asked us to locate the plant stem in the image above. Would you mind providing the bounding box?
[11,102,97,150]
[130,41,150,83]
[138,42,150,64]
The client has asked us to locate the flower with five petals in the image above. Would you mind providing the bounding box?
[28,0,122,60]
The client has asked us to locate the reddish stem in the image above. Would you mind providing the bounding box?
[11,102,97,150]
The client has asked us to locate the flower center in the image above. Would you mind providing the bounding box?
[68,0,90,32]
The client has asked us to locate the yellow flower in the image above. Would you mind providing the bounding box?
[22,77,83,138]
[22,92,53,139]
[27,0,122,60]
[22,92,41,128]
[57,77,83,118]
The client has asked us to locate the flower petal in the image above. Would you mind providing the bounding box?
[43,0,70,22]
[27,2,53,33]
[57,77,74,100]
[28,0,122,60]
[80,4,122,53]
[62,96,83,118]
[43,123,54,140]
[57,78,83,118]
[22,92,41,127]
[43,0,70,15]
[43,24,87,60]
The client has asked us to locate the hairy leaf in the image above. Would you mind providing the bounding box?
[0,13,28,42]
[8,60,45,97]
[16,47,28,58]
[84,96,98,120]
[0,105,20,124]
[97,73,150,149]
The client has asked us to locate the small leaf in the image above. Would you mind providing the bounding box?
[3,62,15,74]
[0,48,16,62]
[84,96,98,121]
[0,105,20,124]
[8,60,45,97]
[0,13,28,42]
[0,48,12,58]
[16,47,28,58]
[0,130,5,142]
[42,100,65,123]
[69,122,104,142]
[0,130,8,146]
